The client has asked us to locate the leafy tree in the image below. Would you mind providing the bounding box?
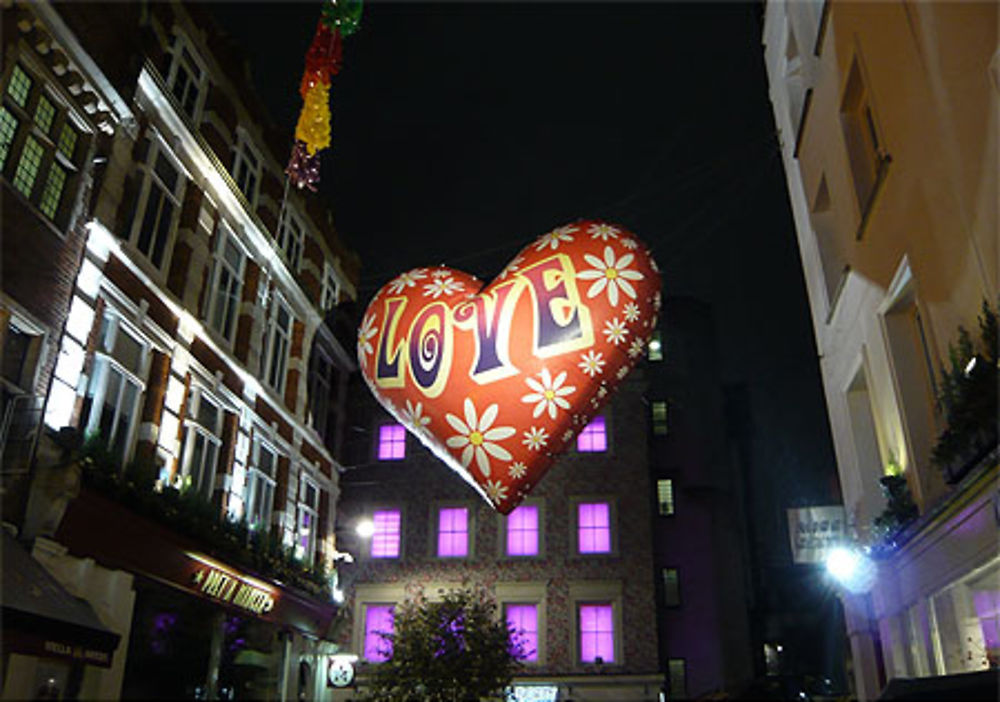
[361,585,524,702]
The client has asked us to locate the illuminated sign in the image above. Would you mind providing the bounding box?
[43,640,111,667]
[508,685,559,702]
[787,505,846,564]
[187,553,276,615]
[327,654,357,687]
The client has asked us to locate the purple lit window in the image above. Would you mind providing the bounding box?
[579,603,615,663]
[973,589,1000,655]
[364,605,394,662]
[577,416,607,452]
[377,423,406,460]
[506,604,538,662]
[506,505,539,556]
[577,502,611,554]
[437,507,468,557]
[371,509,401,558]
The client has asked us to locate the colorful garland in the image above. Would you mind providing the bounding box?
[286,0,363,191]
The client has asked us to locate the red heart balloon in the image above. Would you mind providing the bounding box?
[358,221,662,514]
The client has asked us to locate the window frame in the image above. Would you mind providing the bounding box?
[81,313,149,466]
[668,658,687,699]
[651,400,669,436]
[178,386,223,501]
[276,206,305,273]
[656,478,675,516]
[375,422,406,461]
[369,507,403,560]
[1,59,88,233]
[662,567,681,608]
[165,33,207,122]
[431,503,474,559]
[569,497,618,557]
[244,434,278,533]
[362,603,395,663]
[320,262,342,314]
[262,291,294,395]
[232,129,262,208]
[124,134,185,273]
[496,581,547,666]
[295,471,320,564]
[576,414,608,453]
[568,580,624,667]
[308,344,341,452]
[205,222,247,344]
[501,499,545,559]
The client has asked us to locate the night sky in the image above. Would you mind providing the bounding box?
[204,1,840,568]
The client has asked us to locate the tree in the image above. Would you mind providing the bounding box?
[360,585,524,702]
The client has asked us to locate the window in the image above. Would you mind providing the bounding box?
[662,568,681,607]
[506,604,538,662]
[371,509,401,559]
[578,604,615,663]
[651,400,668,436]
[206,224,245,342]
[505,504,540,557]
[263,293,293,393]
[576,416,607,452]
[245,436,277,532]
[166,39,204,120]
[363,605,395,662]
[377,423,406,460]
[123,137,185,270]
[840,56,888,232]
[668,659,687,698]
[232,135,260,206]
[656,479,675,516]
[179,389,222,500]
[296,474,320,563]
[321,264,341,313]
[577,502,612,554]
[80,315,147,464]
[647,329,663,361]
[1,63,84,228]
[436,507,469,558]
[308,347,341,452]
[276,209,304,272]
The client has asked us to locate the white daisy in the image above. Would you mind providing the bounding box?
[431,268,451,278]
[561,429,575,442]
[597,385,608,399]
[423,276,464,298]
[616,365,630,380]
[588,223,620,241]
[534,225,578,251]
[653,291,662,312]
[522,426,549,451]
[485,479,509,506]
[445,398,515,477]
[508,462,527,479]
[623,302,641,323]
[579,350,606,377]
[357,313,377,366]
[402,400,431,432]
[577,246,645,307]
[387,269,428,294]
[603,317,629,345]
[628,338,645,358]
[621,237,638,250]
[521,367,576,420]
[499,255,525,280]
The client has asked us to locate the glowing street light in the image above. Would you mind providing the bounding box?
[825,546,876,594]
[355,518,375,538]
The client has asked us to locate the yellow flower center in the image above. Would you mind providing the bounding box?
[544,390,556,401]
[469,431,484,446]
[605,268,618,280]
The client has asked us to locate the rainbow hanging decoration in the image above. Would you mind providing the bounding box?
[286,0,363,191]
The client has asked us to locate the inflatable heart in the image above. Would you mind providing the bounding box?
[358,221,662,513]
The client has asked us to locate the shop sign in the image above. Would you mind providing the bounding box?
[508,685,559,702]
[187,553,276,615]
[327,654,357,687]
[43,639,112,667]
[787,505,846,563]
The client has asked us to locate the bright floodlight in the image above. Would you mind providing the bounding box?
[825,546,875,593]
[355,518,375,538]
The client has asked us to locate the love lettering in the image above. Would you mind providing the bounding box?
[374,254,594,397]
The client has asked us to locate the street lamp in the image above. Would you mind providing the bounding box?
[355,518,375,538]
[825,546,876,594]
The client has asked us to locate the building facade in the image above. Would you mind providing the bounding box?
[2,1,359,699]
[334,368,663,701]
[763,1,998,698]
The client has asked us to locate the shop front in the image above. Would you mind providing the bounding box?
[55,488,340,700]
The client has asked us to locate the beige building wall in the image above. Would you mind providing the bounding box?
[764,1,998,699]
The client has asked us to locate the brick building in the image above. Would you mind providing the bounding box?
[1,1,359,699]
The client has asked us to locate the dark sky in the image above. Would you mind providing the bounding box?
[204,1,840,552]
